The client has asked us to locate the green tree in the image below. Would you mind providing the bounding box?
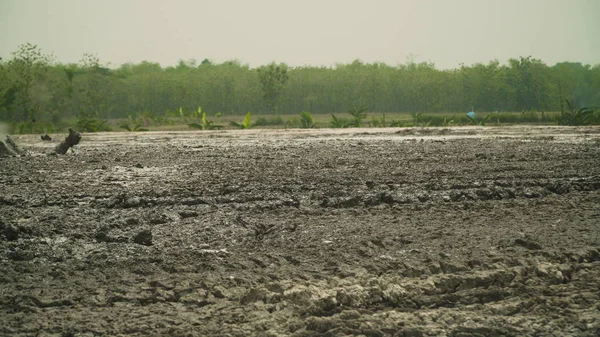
[77,53,115,119]
[507,56,552,111]
[0,58,19,119]
[5,43,53,121]
[299,110,315,128]
[257,63,289,113]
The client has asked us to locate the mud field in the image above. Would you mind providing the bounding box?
[1,126,599,337]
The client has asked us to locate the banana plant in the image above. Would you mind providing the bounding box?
[347,105,367,127]
[120,115,149,132]
[230,111,252,129]
[188,111,223,130]
[557,100,596,125]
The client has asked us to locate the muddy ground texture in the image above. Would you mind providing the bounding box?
[1,126,599,337]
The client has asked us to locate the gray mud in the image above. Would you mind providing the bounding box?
[1,126,600,336]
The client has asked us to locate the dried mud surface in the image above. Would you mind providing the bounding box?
[1,126,600,337]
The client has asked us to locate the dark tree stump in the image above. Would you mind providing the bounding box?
[55,128,82,155]
[0,140,16,157]
[1,136,22,157]
[5,136,22,154]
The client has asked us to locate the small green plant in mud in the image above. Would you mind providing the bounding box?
[466,114,493,126]
[411,112,434,127]
[411,112,423,126]
[299,111,315,129]
[188,109,223,130]
[164,108,180,124]
[76,116,111,132]
[389,120,413,127]
[253,115,284,127]
[441,116,455,126]
[329,114,350,128]
[370,112,387,127]
[174,106,203,124]
[230,111,252,129]
[150,113,167,125]
[120,115,149,132]
[347,105,367,127]
[285,118,299,129]
[556,100,597,126]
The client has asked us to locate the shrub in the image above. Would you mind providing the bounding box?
[369,113,388,127]
[557,100,597,126]
[253,115,284,127]
[120,115,149,132]
[230,111,252,129]
[299,111,315,128]
[285,118,299,129]
[188,111,223,130]
[330,114,351,128]
[347,105,367,127]
[76,117,111,132]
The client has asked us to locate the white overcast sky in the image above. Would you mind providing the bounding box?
[1,0,598,69]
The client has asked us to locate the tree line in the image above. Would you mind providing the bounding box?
[1,43,599,126]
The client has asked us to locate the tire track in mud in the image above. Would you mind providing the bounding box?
[0,128,599,336]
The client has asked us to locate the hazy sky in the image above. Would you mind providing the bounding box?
[1,0,598,69]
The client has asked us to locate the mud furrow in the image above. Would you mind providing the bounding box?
[1,128,599,336]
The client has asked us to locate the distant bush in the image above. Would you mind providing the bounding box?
[417,114,461,126]
[347,105,367,127]
[493,112,542,124]
[76,117,111,132]
[412,112,559,126]
[299,111,315,129]
[9,121,57,134]
[329,114,351,128]
[369,113,388,127]
[188,111,223,130]
[120,115,149,132]
[253,115,284,127]
[557,100,598,126]
[285,118,299,129]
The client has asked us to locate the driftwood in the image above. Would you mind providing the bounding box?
[0,136,21,157]
[5,136,22,154]
[0,128,82,158]
[0,139,16,157]
[54,128,82,154]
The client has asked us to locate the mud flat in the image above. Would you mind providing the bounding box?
[1,126,599,336]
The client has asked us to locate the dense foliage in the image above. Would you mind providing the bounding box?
[1,43,599,128]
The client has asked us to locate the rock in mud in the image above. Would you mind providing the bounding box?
[132,229,153,246]
[178,211,198,218]
[514,238,542,250]
[240,287,270,304]
[123,196,142,208]
[95,227,128,243]
[2,224,20,241]
[536,263,565,284]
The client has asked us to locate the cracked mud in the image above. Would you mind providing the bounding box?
[1,126,600,336]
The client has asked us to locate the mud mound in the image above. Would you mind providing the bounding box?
[1,127,599,336]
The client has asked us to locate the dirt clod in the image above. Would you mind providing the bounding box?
[132,229,153,246]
